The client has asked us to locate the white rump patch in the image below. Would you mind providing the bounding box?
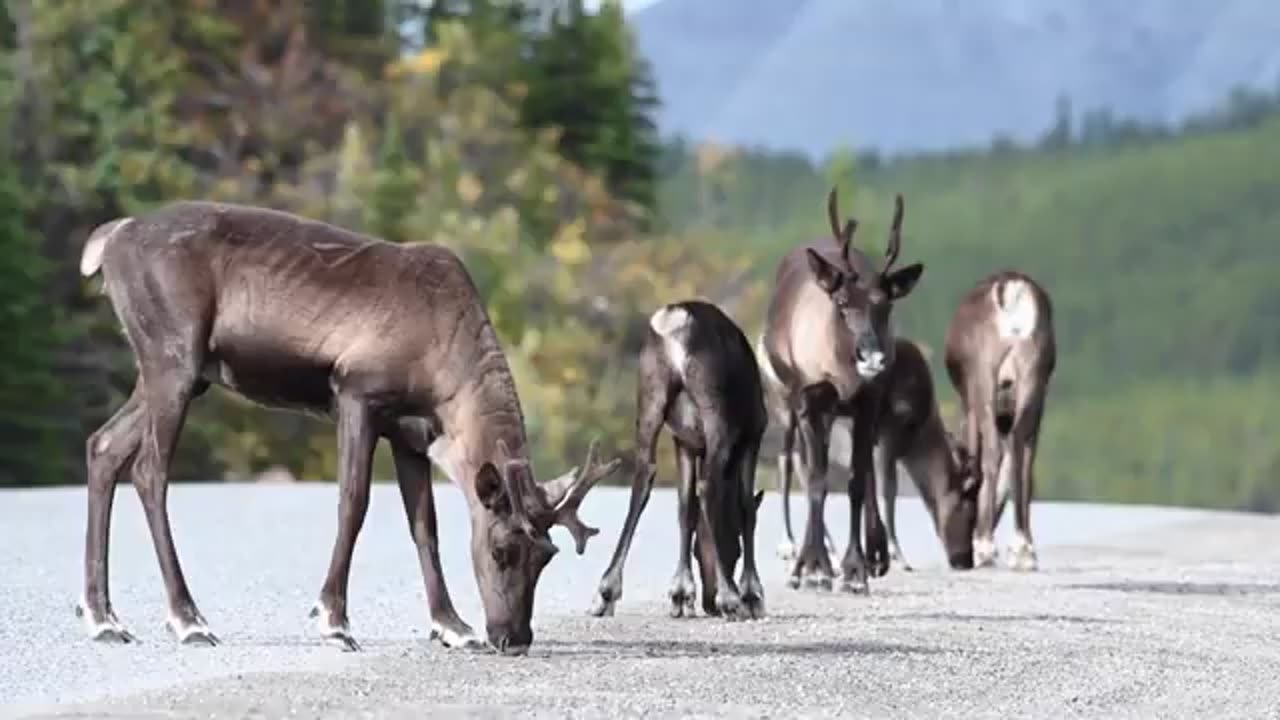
[79,217,134,277]
[992,279,1038,340]
[756,335,783,389]
[650,305,692,377]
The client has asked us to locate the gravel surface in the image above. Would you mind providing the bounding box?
[4,483,1280,719]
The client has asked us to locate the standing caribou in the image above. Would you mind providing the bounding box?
[75,200,620,655]
[944,270,1056,570]
[590,300,768,620]
[758,188,925,593]
[775,337,979,571]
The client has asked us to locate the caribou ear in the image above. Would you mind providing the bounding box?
[475,462,507,512]
[883,262,924,300]
[806,248,844,294]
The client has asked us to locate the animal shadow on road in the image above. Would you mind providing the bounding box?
[1067,580,1280,597]
[538,638,940,659]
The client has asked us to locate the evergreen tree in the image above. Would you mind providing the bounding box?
[0,144,61,486]
[519,0,660,220]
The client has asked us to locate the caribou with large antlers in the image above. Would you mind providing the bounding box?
[944,270,1056,570]
[758,188,924,592]
[75,200,620,655]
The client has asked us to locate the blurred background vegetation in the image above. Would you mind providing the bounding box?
[0,0,1277,513]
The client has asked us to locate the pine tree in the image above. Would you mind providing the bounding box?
[520,0,660,220]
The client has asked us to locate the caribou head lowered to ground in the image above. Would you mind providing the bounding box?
[757,188,925,593]
[75,200,619,655]
[944,269,1056,571]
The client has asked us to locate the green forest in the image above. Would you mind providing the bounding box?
[0,1,1277,513]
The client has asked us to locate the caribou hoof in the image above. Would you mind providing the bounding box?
[1007,540,1038,572]
[309,603,358,652]
[973,538,997,568]
[716,592,744,621]
[166,617,220,647]
[668,589,697,619]
[740,591,766,620]
[430,620,486,650]
[776,540,799,562]
[76,601,137,644]
[75,597,136,640]
[838,575,870,595]
[802,570,834,592]
[587,587,618,618]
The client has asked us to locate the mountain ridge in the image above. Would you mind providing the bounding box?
[630,0,1280,155]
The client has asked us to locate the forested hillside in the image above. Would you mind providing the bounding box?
[0,1,1275,513]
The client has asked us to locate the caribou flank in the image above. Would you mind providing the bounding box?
[758,188,924,593]
[775,338,978,571]
[590,300,768,620]
[944,270,1056,571]
[75,200,619,655]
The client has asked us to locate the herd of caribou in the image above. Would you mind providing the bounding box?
[71,186,1054,657]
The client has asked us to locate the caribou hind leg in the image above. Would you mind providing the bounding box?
[78,385,145,643]
[737,435,767,619]
[1007,394,1046,572]
[668,437,700,618]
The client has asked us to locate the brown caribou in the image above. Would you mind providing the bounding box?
[775,337,979,570]
[944,270,1056,570]
[757,188,924,593]
[75,200,620,655]
[589,300,768,620]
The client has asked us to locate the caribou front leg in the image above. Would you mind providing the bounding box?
[310,394,376,651]
[388,423,484,649]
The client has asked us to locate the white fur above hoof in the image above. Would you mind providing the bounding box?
[430,621,485,650]
[973,538,998,568]
[166,615,219,646]
[76,600,136,644]
[1007,538,1038,572]
[776,540,798,561]
[309,602,359,651]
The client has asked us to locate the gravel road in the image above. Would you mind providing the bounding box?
[4,483,1279,719]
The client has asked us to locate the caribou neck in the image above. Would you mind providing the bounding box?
[903,412,960,532]
[434,322,532,506]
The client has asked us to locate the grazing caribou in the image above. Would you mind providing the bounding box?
[944,270,1056,571]
[75,200,620,655]
[758,189,924,593]
[775,338,979,571]
[589,300,768,620]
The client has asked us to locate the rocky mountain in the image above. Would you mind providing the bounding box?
[629,0,1280,155]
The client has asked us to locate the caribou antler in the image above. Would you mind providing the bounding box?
[826,186,858,263]
[496,438,621,554]
[883,193,905,275]
[540,438,622,554]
